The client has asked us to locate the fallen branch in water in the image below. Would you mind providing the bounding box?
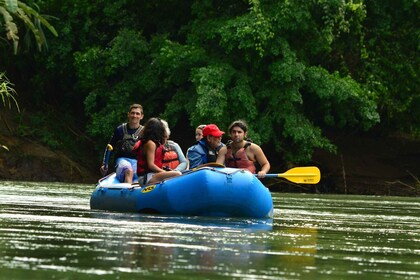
[385,180,416,190]
[406,170,420,185]
[385,170,420,195]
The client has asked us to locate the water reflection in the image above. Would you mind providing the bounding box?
[86,213,274,276]
[0,182,419,279]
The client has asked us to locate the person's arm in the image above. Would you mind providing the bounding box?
[187,146,203,169]
[144,141,165,173]
[185,148,191,170]
[216,146,227,166]
[100,128,120,174]
[172,142,187,172]
[252,144,270,178]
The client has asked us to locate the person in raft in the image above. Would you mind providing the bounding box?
[100,103,144,184]
[160,119,188,172]
[132,118,182,185]
[216,120,270,178]
[187,124,225,169]
[194,124,206,141]
[185,124,206,169]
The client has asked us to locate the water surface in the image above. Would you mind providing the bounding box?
[0,181,419,279]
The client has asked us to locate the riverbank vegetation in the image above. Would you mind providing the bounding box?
[1,1,419,195]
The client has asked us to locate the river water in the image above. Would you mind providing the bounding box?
[0,181,418,280]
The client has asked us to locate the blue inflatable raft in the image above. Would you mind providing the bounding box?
[90,166,273,219]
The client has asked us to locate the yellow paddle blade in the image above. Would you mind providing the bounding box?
[106,144,113,151]
[276,166,321,184]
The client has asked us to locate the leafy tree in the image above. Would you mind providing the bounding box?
[5,0,417,165]
[362,0,420,136]
[0,0,57,108]
[0,0,57,149]
[74,0,380,162]
[0,0,57,53]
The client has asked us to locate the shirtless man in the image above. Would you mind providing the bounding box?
[217,120,270,178]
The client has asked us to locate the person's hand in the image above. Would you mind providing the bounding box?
[100,165,107,175]
[257,170,266,178]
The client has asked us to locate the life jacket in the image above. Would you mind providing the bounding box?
[196,140,221,164]
[132,139,164,176]
[114,123,143,159]
[162,140,180,170]
[225,140,256,173]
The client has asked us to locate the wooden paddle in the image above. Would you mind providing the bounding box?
[258,166,321,184]
[102,144,113,176]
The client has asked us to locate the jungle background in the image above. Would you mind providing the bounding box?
[0,0,419,196]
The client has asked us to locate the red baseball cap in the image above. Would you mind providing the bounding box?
[202,124,225,137]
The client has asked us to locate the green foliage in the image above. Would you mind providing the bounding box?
[0,72,19,111]
[361,0,420,136]
[15,106,97,165]
[0,0,56,150]
[191,64,230,123]
[76,28,159,140]
[2,0,418,165]
[16,111,60,148]
[217,0,274,57]
[304,66,380,130]
[282,112,336,162]
[0,0,58,53]
[71,0,382,162]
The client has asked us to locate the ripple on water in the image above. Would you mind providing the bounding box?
[0,182,419,279]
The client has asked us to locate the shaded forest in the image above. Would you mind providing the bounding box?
[0,0,419,195]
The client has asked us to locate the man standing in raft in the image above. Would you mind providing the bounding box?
[217,120,270,178]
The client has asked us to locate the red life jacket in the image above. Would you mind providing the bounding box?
[132,139,164,176]
[225,141,256,173]
[162,140,180,170]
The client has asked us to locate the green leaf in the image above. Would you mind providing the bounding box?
[5,0,18,13]
[0,7,19,53]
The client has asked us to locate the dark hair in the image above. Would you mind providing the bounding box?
[129,103,143,114]
[140,117,166,144]
[228,120,248,133]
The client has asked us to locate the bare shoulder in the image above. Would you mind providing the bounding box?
[249,142,262,153]
[144,140,156,148]
[219,145,227,153]
[249,142,269,165]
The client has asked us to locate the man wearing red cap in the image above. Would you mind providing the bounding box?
[186,124,225,169]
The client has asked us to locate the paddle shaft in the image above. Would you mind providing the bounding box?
[263,173,316,178]
[102,144,113,176]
